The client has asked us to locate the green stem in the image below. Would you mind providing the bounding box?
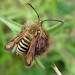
[34,58,46,71]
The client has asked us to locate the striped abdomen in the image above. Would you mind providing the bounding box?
[16,35,31,56]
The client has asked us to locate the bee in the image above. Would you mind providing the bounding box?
[4,3,63,66]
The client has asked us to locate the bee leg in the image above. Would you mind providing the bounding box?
[4,27,26,50]
[24,35,38,66]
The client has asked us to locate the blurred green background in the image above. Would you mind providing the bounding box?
[0,0,75,75]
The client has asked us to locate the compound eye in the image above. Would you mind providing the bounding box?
[30,29,35,34]
[30,29,33,33]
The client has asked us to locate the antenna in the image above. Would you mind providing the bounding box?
[26,3,40,21]
[42,19,63,24]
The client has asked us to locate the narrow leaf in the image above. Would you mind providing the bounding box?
[0,16,22,33]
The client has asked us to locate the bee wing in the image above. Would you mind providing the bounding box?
[24,35,38,66]
[4,26,26,50]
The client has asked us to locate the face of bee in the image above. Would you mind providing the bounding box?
[27,21,42,35]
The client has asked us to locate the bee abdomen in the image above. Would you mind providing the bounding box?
[16,36,31,56]
[23,36,30,44]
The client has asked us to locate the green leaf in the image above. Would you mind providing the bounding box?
[0,16,22,33]
[47,21,64,33]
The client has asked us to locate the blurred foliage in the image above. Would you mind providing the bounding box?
[0,0,75,75]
